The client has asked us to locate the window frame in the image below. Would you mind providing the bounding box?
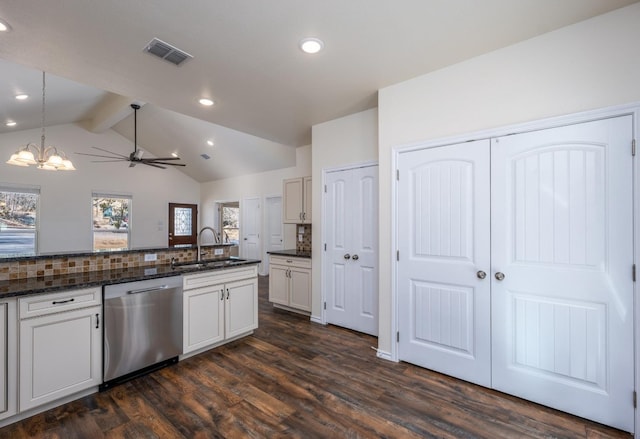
[0,184,40,257]
[91,192,132,252]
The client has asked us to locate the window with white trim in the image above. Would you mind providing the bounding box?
[0,185,39,257]
[92,193,131,251]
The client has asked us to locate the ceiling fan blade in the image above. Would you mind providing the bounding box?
[144,156,182,161]
[143,162,167,169]
[90,146,130,158]
[147,162,187,167]
[90,159,130,163]
[76,152,128,159]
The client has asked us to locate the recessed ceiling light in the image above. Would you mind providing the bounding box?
[171,152,179,158]
[0,19,11,32]
[300,37,324,54]
[5,121,16,127]
[199,98,214,106]
[15,94,28,100]
[206,140,214,146]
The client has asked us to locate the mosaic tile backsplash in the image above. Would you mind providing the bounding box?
[0,246,230,282]
[296,224,312,253]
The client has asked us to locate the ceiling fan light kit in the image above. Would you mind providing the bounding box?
[76,103,185,169]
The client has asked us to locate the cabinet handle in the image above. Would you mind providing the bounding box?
[221,289,224,301]
[226,289,230,300]
[302,212,306,221]
[52,298,75,305]
[96,313,100,329]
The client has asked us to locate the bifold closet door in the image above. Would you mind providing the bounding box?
[397,139,492,387]
[325,166,379,336]
[491,116,634,432]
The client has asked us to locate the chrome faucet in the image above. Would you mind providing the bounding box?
[197,226,221,261]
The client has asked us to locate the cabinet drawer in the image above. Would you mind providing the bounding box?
[269,255,311,269]
[19,287,102,319]
[183,265,258,291]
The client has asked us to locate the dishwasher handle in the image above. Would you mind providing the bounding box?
[127,285,169,295]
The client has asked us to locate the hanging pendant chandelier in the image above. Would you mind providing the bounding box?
[6,71,76,171]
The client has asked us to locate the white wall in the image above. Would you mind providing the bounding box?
[377,3,640,354]
[199,145,311,274]
[0,123,200,253]
[311,108,378,321]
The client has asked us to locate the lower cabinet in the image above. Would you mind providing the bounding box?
[183,265,258,355]
[0,299,17,421]
[18,287,102,412]
[268,255,311,312]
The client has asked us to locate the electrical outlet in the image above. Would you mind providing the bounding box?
[298,234,303,242]
[214,248,224,256]
[144,253,157,262]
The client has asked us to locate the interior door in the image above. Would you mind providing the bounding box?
[168,203,197,247]
[265,196,283,273]
[491,116,634,432]
[325,165,378,336]
[241,197,261,262]
[397,140,492,387]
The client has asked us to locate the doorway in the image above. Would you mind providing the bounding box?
[168,203,197,247]
[218,202,239,256]
[264,196,283,274]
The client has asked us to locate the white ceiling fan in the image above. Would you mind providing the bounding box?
[77,104,186,169]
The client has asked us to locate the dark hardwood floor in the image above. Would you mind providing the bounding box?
[0,276,631,438]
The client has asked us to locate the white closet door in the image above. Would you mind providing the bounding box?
[241,197,261,261]
[491,116,634,432]
[397,140,491,387]
[325,165,379,336]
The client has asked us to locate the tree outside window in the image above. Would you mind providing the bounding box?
[0,187,38,256]
[92,194,131,251]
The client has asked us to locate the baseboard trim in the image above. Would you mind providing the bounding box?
[310,315,324,325]
[375,349,393,361]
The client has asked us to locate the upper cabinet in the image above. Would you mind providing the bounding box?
[283,177,312,224]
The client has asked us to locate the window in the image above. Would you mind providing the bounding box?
[0,186,39,257]
[219,202,239,245]
[92,193,131,251]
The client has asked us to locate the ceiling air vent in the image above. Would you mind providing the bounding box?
[200,154,211,160]
[144,38,192,66]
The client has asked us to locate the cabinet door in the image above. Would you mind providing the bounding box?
[268,264,290,306]
[289,267,311,311]
[225,278,258,339]
[303,176,312,223]
[0,300,16,420]
[183,284,225,354]
[20,306,102,411]
[283,177,303,223]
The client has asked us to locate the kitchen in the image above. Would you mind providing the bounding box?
[1,1,640,437]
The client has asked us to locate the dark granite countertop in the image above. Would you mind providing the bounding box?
[267,249,311,259]
[0,258,260,299]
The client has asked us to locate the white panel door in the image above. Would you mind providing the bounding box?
[264,196,283,273]
[397,139,491,387]
[325,165,379,336]
[241,197,261,261]
[491,116,634,432]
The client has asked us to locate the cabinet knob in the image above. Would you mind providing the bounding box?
[495,272,505,281]
[477,270,486,279]
[352,254,359,261]
[344,253,351,260]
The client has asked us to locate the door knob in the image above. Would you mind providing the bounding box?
[476,270,486,279]
[495,272,505,281]
[344,254,351,260]
[352,254,359,261]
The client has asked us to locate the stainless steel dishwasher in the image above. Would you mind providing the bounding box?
[102,275,182,389]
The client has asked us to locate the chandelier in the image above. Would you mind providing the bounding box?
[6,71,76,171]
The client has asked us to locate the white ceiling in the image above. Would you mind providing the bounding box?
[0,0,637,182]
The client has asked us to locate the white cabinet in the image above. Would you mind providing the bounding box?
[18,287,102,412]
[0,299,17,421]
[268,255,311,312]
[183,265,258,355]
[283,176,312,224]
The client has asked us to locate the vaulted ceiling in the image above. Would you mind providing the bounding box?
[0,0,637,182]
